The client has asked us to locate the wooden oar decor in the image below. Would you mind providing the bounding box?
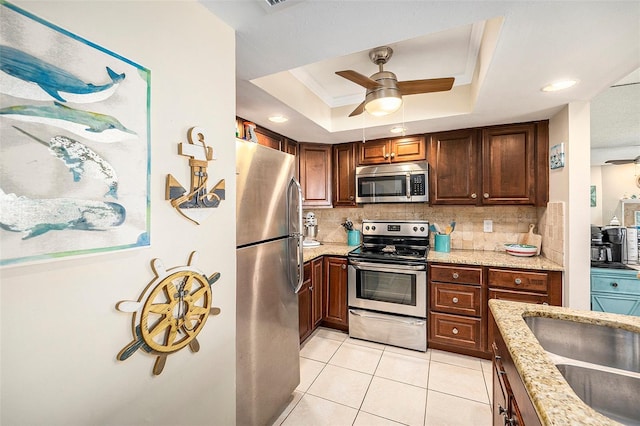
[116,251,222,375]
[166,127,225,224]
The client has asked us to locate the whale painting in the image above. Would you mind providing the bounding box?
[0,45,125,103]
[1,1,150,266]
[0,102,137,143]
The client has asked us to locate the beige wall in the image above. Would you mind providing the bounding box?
[1,2,237,425]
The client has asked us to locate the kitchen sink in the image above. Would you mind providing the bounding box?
[523,316,640,373]
[556,364,640,425]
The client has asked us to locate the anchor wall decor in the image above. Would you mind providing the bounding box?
[166,127,225,224]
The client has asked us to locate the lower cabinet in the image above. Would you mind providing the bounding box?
[298,258,323,342]
[492,324,542,426]
[298,256,348,342]
[322,256,349,331]
[429,263,563,358]
[591,267,640,316]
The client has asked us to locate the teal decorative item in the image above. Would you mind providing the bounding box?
[434,234,450,253]
[347,230,360,246]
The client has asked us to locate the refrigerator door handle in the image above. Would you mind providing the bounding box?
[288,177,305,293]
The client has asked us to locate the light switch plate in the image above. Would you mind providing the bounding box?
[483,220,493,233]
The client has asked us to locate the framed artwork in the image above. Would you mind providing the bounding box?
[590,185,596,207]
[550,143,565,170]
[0,1,151,266]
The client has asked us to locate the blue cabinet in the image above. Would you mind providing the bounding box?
[591,268,640,316]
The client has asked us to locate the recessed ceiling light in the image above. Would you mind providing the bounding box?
[268,115,288,123]
[390,126,406,134]
[541,79,578,92]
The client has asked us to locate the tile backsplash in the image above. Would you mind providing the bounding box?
[305,203,564,265]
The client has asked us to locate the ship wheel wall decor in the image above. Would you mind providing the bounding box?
[166,126,226,224]
[116,251,221,375]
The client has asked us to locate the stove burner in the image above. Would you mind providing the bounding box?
[382,245,396,253]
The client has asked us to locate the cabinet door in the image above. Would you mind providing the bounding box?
[311,258,324,327]
[283,138,298,156]
[390,136,426,163]
[298,262,313,342]
[332,142,357,207]
[429,130,479,205]
[299,143,332,207]
[359,139,390,165]
[323,256,349,330]
[481,123,536,204]
[255,128,282,150]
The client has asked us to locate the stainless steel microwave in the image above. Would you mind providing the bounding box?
[355,161,429,203]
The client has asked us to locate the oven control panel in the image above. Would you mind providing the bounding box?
[362,220,429,238]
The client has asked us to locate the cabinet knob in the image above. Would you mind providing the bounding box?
[349,196,354,200]
[452,272,459,279]
[341,264,347,270]
[390,152,396,158]
[452,327,459,335]
[611,282,618,287]
[309,286,313,291]
[483,193,489,199]
[452,297,459,304]
[514,278,522,285]
[498,405,507,416]
[470,193,477,199]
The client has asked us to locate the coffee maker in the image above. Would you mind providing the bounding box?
[591,225,628,267]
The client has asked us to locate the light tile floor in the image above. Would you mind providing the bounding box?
[273,328,493,426]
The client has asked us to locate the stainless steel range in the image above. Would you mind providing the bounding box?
[347,219,429,351]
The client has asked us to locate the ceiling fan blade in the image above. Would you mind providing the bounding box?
[348,101,366,117]
[336,70,381,90]
[605,159,634,165]
[397,77,455,96]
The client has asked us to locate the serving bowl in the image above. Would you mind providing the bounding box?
[504,243,538,257]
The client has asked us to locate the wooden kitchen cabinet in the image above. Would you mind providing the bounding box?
[428,264,486,357]
[332,142,357,207]
[299,143,332,207]
[255,127,281,150]
[493,326,542,426]
[487,267,562,353]
[359,136,425,165]
[322,256,349,331]
[299,258,324,343]
[429,121,549,206]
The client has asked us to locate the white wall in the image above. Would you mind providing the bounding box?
[0,2,237,425]
[549,103,591,310]
[590,166,603,225]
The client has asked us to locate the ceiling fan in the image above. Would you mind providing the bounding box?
[604,155,640,165]
[335,46,455,117]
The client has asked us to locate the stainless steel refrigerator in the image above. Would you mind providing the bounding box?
[236,140,304,426]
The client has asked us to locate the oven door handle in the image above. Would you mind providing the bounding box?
[349,309,426,326]
[349,259,426,272]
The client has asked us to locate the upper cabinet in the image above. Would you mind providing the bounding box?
[429,121,549,207]
[299,143,332,207]
[359,136,426,165]
[429,129,480,205]
[255,127,281,150]
[333,142,358,207]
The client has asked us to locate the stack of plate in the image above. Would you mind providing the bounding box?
[504,244,538,257]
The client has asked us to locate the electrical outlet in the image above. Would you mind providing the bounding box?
[483,220,493,233]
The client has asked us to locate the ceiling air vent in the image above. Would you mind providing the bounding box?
[265,0,287,6]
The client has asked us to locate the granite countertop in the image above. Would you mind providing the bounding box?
[303,244,564,271]
[489,299,640,425]
[428,249,563,271]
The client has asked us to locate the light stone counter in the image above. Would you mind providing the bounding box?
[428,249,564,271]
[489,299,640,425]
[302,243,356,263]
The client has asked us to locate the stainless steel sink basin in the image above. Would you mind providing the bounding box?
[524,316,640,373]
[556,364,640,425]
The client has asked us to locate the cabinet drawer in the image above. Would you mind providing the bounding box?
[488,269,548,293]
[488,289,549,305]
[429,312,482,350]
[430,264,482,285]
[591,275,640,295]
[431,282,482,316]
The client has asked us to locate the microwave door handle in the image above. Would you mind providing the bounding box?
[406,173,411,198]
